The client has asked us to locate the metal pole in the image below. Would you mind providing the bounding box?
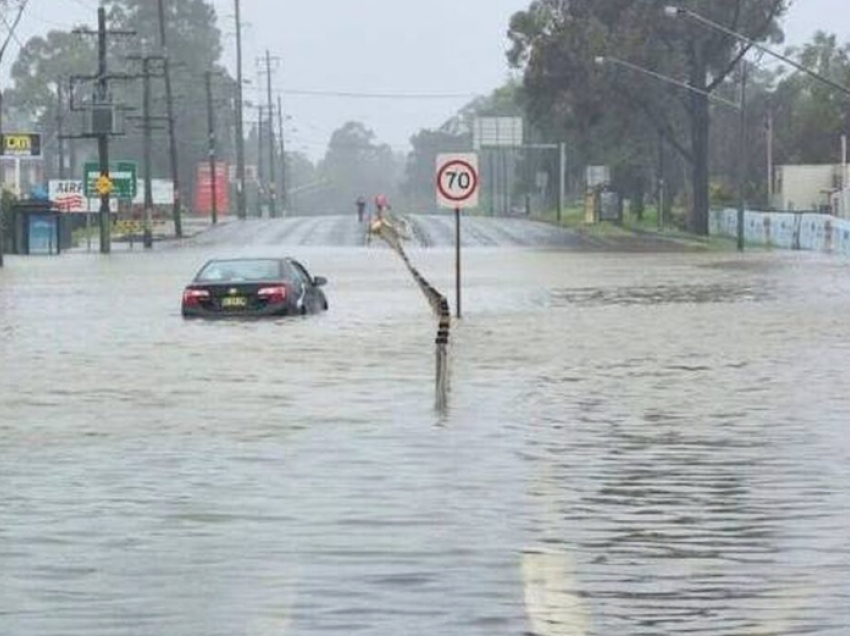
[842,134,847,218]
[737,60,748,252]
[265,50,277,218]
[0,181,4,267]
[558,142,566,224]
[257,108,264,217]
[658,131,665,230]
[767,109,774,208]
[142,57,153,249]
[455,207,462,319]
[489,151,495,216]
[277,95,287,214]
[205,71,218,225]
[97,7,111,255]
[233,0,247,219]
[156,0,182,238]
[57,79,66,179]
[0,88,4,265]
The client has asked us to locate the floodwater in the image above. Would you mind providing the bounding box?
[1,217,849,636]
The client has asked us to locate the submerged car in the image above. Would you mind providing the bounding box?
[182,257,328,318]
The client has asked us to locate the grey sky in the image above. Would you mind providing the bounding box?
[12,0,850,160]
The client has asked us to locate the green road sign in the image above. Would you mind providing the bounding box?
[84,162,137,200]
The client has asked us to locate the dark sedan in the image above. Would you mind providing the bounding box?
[182,257,328,319]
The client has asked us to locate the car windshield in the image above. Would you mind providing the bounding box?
[196,259,281,283]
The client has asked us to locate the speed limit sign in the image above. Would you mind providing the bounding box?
[437,153,479,209]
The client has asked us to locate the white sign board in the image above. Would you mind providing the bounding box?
[473,117,523,149]
[586,165,611,188]
[49,180,88,213]
[48,180,118,213]
[437,153,480,209]
[133,179,174,205]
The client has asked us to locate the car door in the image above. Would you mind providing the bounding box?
[290,260,321,313]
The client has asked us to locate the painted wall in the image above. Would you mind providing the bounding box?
[711,208,850,255]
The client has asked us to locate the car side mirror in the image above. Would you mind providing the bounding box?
[313,276,328,287]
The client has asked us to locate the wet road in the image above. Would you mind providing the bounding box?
[186,215,586,249]
[2,216,849,636]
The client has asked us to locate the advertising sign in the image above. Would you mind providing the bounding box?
[196,162,230,215]
[0,133,42,157]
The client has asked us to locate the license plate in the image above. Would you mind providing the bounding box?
[221,296,248,309]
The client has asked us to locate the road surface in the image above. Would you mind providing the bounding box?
[182,214,588,249]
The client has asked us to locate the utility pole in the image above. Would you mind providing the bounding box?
[69,9,134,256]
[142,56,153,249]
[257,108,265,217]
[205,71,218,225]
[277,94,287,214]
[737,60,748,252]
[56,79,66,179]
[234,0,247,219]
[558,142,566,224]
[125,54,167,250]
[96,7,112,254]
[156,0,182,238]
[264,50,277,218]
[658,131,666,230]
[766,108,774,208]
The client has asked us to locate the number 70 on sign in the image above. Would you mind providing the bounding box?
[437,153,480,209]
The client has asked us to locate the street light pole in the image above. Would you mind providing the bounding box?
[737,61,748,252]
[233,0,247,219]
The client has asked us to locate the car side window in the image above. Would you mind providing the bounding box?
[290,261,313,286]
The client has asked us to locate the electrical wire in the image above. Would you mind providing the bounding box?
[282,88,479,100]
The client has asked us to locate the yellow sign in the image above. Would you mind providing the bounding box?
[96,175,114,196]
[0,133,41,156]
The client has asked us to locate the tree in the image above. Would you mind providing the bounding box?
[770,33,850,164]
[4,31,95,172]
[3,0,235,208]
[319,121,401,212]
[508,0,788,234]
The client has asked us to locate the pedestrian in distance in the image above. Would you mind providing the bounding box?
[356,195,367,223]
[374,193,391,220]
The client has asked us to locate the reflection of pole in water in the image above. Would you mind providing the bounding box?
[435,342,448,411]
[523,550,591,636]
[524,449,592,634]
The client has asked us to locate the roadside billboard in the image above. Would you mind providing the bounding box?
[196,162,229,215]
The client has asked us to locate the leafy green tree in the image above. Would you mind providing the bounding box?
[771,32,850,164]
[4,31,96,172]
[508,0,788,234]
[3,0,235,211]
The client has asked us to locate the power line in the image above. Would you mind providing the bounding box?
[282,88,480,100]
[0,9,24,49]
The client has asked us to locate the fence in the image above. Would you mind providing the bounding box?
[710,208,850,255]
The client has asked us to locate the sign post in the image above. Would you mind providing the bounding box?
[437,153,480,319]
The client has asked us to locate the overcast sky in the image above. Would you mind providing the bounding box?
[12,0,850,160]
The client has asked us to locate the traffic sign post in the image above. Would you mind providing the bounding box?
[437,153,479,319]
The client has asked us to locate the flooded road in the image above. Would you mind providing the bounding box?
[1,217,849,635]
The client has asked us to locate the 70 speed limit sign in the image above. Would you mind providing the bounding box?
[437,153,479,209]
